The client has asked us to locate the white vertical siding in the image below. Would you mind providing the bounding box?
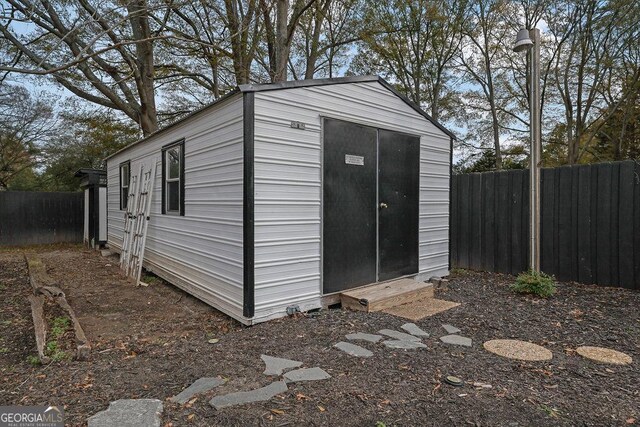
[106,94,247,322]
[252,81,451,322]
[99,187,107,242]
[84,189,89,244]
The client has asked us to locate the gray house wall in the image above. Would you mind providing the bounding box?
[250,80,451,322]
[106,94,246,322]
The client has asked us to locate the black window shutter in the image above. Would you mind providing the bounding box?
[119,161,130,211]
[119,164,123,210]
[180,141,185,216]
[161,148,166,215]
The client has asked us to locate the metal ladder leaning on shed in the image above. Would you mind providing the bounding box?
[120,162,156,286]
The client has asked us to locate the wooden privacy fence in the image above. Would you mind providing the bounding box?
[450,160,640,290]
[0,191,83,247]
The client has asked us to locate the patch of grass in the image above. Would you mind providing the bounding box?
[45,317,71,362]
[0,283,6,291]
[141,274,162,285]
[27,355,41,366]
[51,317,70,339]
[540,404,559,417]
[511,270,556,298]
[50,349,68,362]
[375,422,387,427]
[45,340,68,362]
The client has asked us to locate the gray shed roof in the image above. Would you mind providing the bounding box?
[105,75,454,160]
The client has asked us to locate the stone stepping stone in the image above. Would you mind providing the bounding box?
[209,381,288,410]
[442,324,461,334]
[382,340,428,349]
[88,399,162,427]
[400,323,429,337]
[378,329,421,342]
[283,367,331,383]
[483,339,552,361]
[334,341,373,357]
[261,355,303,376]
[170,377,225,404]
[575,346,632,365]
[440,334,472,347]
[346,332,383,343]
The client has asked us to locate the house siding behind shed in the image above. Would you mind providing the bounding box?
[252,81,451,322]
[106,94,246,322]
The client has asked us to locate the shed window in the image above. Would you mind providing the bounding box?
[119,161,130,210]
[162,140,185,215]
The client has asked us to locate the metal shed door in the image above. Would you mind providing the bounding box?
[323,119,378,294]
[378,129,420,280]
[323,119,420,294]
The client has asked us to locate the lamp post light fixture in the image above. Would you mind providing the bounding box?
[513,27,541,273]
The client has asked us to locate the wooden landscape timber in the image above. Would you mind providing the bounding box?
[27,293,49,364]
[24,254,91,361]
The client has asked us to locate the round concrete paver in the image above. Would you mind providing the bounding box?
[575,346,632,365]
[483,339,552,361]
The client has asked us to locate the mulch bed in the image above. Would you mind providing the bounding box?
[1,247,639,426]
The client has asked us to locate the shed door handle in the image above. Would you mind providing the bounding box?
[380,202,388,209]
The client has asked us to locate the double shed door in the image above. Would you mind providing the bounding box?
[323,118,420,294]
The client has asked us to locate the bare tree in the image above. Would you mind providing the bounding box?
[289,0,362,80]
[259,0,317,81]
[0,0,161,135]
[545,0,634,164]
[458,0,512,169]
[351,0,466,122]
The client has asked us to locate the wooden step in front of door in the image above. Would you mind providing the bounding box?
[340,278,434,313]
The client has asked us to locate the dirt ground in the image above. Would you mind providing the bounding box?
[1,246,639,426]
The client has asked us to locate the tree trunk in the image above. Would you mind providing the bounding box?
[431,81,441,121]
[225,0,257,85]
[127,0,158,135]
[274,0,290,82]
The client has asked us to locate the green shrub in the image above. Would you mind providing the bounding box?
[511,270,556,298]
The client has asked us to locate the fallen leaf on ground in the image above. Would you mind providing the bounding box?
[317,406,325,412]
[473,382,492,389]
[270,409,284,415]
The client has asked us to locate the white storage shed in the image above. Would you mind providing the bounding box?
[105,76,454,325]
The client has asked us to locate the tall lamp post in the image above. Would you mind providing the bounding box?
[513,28,541,273]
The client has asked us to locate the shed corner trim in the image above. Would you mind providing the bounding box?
[243,92,255,318]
